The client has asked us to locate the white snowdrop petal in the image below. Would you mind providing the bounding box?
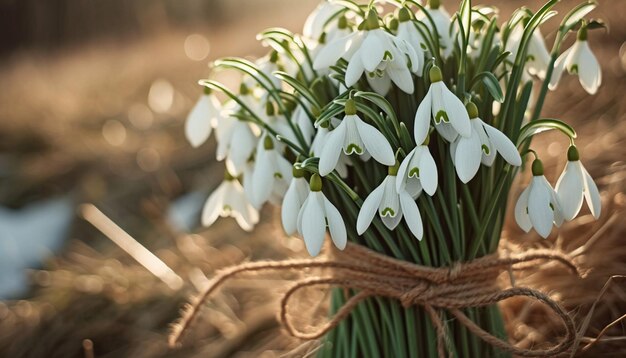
[555,161,584,221]
[345,48,365,87]
[549,47,571,90]
[528,178,554,238]
[301,192,327,257]
[228,123,257,174]
[201,183,226,227]
[185,95,213,148]
[419,149,438,196]
[482,122,522,166]
[227,182,256,231]
[577,41,602,95]
[319,122,347,176]
[252,149,275,206]
[366,72,392,95]
[314,33,355,70]
[514,186,532,233]
[399,191,423,240]
[357,183,385,235]
[381,210,403,230]
[215,119,235,161]
[414,90,432,145]
[387,66,414,94]
[435,122,459,142]
[282,180,303,235]
[355,117,395,166]
[323,197,347,250]
[396,148,415,192]
[296,195,309,234]
[582,166,602,219]
[361,29,387,72]
[443,89,472,138]
[454,131,482,183]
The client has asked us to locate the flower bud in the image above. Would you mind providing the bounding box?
[398,7,411,23]
[338,16,348,30]
[265,101,275,116]
[293,166,305,178]
[466,102,479,119]
[203,86,212,95]
[264,135,275,150]
[239,82,250,95]
[567,145,580,161]
[310,173,323,191]
[428,0,441,10]
[532,158,544,176]
[365,9,380,30]
[345,98,357,115]
[429,66,443,83]
[577,23,588,41]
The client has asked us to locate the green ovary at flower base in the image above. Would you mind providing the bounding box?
[181,0,605,356]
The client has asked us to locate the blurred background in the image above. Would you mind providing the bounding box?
[0,0,624,357]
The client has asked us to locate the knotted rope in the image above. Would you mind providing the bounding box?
[170,242,580,357]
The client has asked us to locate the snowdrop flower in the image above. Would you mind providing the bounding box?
[281,167,310,235]
[202,171,259,231]
[396,7,425,75]
[555,145,601,221]
[216,84,261,175]
[515,159,564,238]
[357,166,424,239]
[185,88,222,148]
[549,25,601,95]
[418,0,454,58]
[451,103,522,183]
[311,121,349,178]
[303,0,343,42]
[415,66,471,143]
[318,99,395,176]
[314,9,418,94]
[292,103,316,145]
[506,25,551,79]
[297,174,347,256]
[396,138,437,198]
[257,51,283,89]
[251,135,293,208]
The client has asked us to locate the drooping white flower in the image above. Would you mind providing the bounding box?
[314,9,418,95]
[515,159,564,238]
[250,135,293,208]
[555,146,601,221]
[281,167,310,235]
[297,174,347,256]
[414,66,471,143]
[216,85,261,175]
[303,0,343,42]
[311,122,349,178]
[506,25,551,79]
[549,25,601,95]
[396,7,425,75]
[357,170,424,239]
[292,103,316,145]
[396,144,436,197]
[202,172,259,231]
[450,103,522,183]
[417,0,454,58]
[318,99,395,176]
[185,89,222,148]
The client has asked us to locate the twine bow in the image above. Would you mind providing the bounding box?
[170,242,580,357]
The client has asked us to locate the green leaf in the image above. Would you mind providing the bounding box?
[315,103,344,127]
[517,118,577,146]
[273,71,322,109]
[471,72,504,103]
[561,1,597,31]
[353,91,400,133]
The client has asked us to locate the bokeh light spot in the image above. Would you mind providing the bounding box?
[184,34,211,61]
[137,147,161,172]
[128,103,154,130]
[148,79,174,113]
[102,120,127,146]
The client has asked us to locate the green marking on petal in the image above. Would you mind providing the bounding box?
[223,205,232,213]
[381,207,395,217]
[409,167,420,178]
[481,144,491,155]
[435,110,449,124]
[346,143,364,155]
[383,50,393,61]
[274,172,283,179]
[568,64,579,75]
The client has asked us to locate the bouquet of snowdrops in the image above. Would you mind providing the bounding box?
[183,0,603,356]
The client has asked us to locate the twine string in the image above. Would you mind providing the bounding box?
[170,242,580,357]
